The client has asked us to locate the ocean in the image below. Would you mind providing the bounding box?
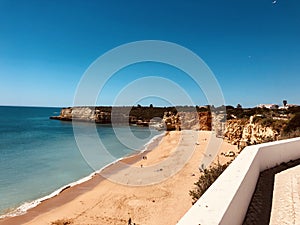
[0,106,162,218]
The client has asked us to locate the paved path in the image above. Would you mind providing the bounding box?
[270,165,300,225]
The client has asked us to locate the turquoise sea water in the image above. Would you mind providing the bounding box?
[0,106,161,217]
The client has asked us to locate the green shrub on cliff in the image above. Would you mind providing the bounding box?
[189,161,230,204]
[282,113,300,137]
[260,118,274,127]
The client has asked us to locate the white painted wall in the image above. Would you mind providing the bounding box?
[177,137,300,225]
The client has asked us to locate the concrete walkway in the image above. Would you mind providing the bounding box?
[270,165,300,225]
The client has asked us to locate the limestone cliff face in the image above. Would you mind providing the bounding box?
[60,107,72,119]
[54,108,213,130]
[51,107,113,123]
[51,107,153,125]
[162,111,180,130]
[162,111,212,131]
[224,118,279,148]
[223,119,246,145]
[51,107,278,147]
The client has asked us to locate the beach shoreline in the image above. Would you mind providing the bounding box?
[0,131,165,221]
[0,130,237,225]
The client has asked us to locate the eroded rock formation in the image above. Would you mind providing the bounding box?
[161,111,212,131]
[224,117,279,149]
[50,107,112,123]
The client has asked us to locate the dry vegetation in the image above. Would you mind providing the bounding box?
[189,161,231,204]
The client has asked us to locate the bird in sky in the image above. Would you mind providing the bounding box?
[272,0,277,4]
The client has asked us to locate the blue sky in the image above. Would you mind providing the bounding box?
[0,0,299,107]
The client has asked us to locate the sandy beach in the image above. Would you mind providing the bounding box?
[0,130,237,225]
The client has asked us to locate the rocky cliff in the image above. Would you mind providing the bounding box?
[50,107,112,123]
[162,111,212,131]
[162,112,279,148]
[223,117,279,149]
[51,107,279,148]
[50,107,135,124]
[50,107,212,130]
